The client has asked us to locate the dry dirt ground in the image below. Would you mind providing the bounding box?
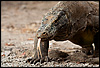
[1,1,99,67]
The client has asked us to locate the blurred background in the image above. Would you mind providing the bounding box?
[1,1,58,45]
[1,1,58,34]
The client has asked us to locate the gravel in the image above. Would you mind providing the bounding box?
[1,47,99,67]
[1,54,99,67]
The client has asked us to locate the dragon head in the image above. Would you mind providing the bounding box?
[36,10,68,40]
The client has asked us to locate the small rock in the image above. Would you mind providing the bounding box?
[84,63,89,67]
[5,43,15,46]
[55,65,60,67]
[93,64,99,67]
[1,51,11,57]
[4,48,12,51]
[88,64,93,67]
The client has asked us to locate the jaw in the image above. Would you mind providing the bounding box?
[49,34,57,40]
[38,35,55,41]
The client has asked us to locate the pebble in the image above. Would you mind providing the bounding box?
[84,63,89,67]
[55,65,60,67]
[1,51,11,56]
[93,65,99,67]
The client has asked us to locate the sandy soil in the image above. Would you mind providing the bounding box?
[1,1,99,67]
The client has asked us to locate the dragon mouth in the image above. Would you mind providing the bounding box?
[42,38,48,41]
[37,37,48,41]
[37,36,54,41]
[37,32,56,41]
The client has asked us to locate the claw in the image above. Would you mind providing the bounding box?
[29,58,36,64]
[45,56,49,62]
[33,58,40,64]
[40,57,45,63]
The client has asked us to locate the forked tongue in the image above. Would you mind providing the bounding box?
[37,38,41,48]
[37,38,42,58]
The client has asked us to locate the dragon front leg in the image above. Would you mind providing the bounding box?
[26,34,49,64]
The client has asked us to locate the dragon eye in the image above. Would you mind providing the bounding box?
[42,32,48,36]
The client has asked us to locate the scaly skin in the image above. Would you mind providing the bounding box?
[26,1,99,64]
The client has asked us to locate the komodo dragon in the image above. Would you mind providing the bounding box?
[26,1,99,64]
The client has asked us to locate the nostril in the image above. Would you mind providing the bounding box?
[42,32,47,36]
[37,33,41,38]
